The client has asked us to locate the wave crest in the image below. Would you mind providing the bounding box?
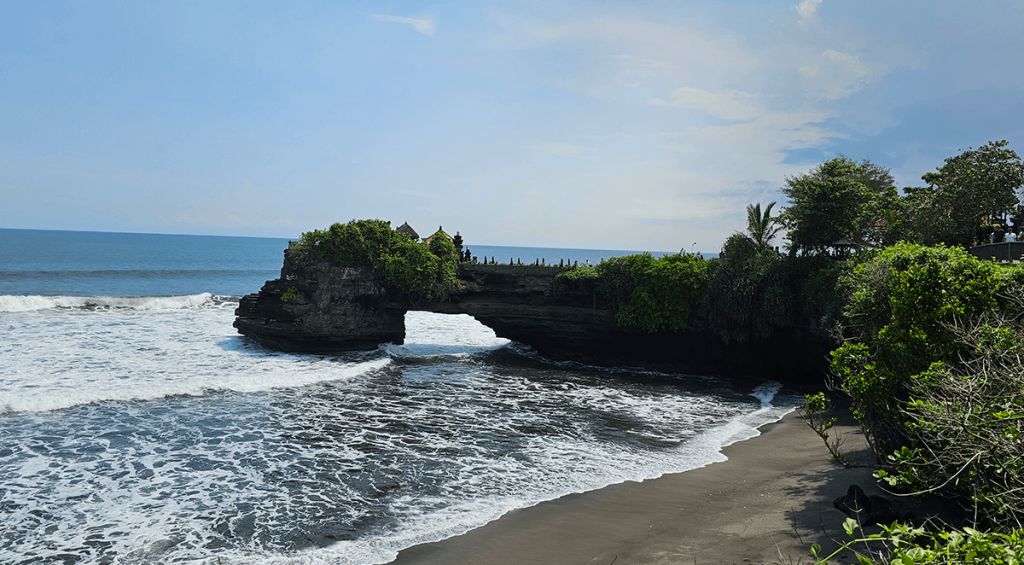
[0,293,222,313]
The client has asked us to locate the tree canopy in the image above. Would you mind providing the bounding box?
[779,143,1023,252]
[780,157,895,255]
[907,140,1024,247]
[295,219,460,300]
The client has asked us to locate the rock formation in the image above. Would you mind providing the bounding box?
[235,248,835,380]
[234,247,405,352]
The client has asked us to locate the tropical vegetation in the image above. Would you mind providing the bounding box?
[292,219,460,300]
[558,252,709,331]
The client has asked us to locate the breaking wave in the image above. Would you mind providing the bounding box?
[0,293,228,313]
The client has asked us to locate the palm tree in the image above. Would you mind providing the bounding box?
[746,201,783,251]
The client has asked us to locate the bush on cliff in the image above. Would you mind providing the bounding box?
[557,253,708,332]
[298,219,395,269]
[295,219,459,300]
[700,234,845,344]
[701,234,791,343]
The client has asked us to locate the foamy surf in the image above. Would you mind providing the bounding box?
[1,307,802,565]
[0,300,390,413]
[0,292,220,313]
[185,378,800,565]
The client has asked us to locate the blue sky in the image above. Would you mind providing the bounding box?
[2,1,1023,252]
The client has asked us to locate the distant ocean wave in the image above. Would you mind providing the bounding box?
[0,293,236,313]
[0,268,278,277]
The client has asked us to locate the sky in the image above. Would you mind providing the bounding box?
[2,1,1023,253]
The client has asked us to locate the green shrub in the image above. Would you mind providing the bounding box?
[280,286,303,303]
[293,219,459,300]
[874,310,1024,529]
[297,219,395,269]
[827,243,1024,528]
[830,243,1001,457]
[801,392,846,466]
[814,519,1024,564]
[701,234,791,343]
[556,253,709,332]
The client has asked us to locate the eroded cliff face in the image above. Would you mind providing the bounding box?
[236,252,835,380]
[415,264,618,352]
[233,248,405,352]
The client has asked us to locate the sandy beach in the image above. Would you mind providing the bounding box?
[391,404,882,565]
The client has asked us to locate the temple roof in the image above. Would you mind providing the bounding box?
[423,226,453,244]
[396,221,419,240]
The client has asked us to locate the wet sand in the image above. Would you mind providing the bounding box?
[390,408,882,564]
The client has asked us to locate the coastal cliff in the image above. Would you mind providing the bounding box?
[235,249,834,380]
[234,247,406,352]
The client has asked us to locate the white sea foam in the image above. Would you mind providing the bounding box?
[0,307,802,565]
[193,369,799,565]
[385,312,510,357]
[0,299,388,413]
[0,292,218,313]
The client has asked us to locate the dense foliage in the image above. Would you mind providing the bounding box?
[761,143,1024,547]
[908,140,1024,248]
[557,253,709,332]
[295,219,460,300]
[815,518,1024,564]
[780,157,899,254]
[883,317,1024,530]
[701,234,791,343]
[280,286,303,303]
[825,245,1024,530]
[830,244,1002,456]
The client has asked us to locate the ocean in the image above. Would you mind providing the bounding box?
[0,228,796,565]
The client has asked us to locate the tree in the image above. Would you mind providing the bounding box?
[745,201,783,251]
[780,156,901,254]
[908,140,1024,248]
[702,234,791,343]
[780,157,874,254]
[831,243,1001,457]
[852,160,904,247]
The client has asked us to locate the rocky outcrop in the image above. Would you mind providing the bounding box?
[236,252,835,380]
[234,248,405,352]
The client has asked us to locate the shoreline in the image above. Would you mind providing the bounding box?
[389,407,881,565]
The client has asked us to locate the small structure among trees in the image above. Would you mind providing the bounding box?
[452,231,464,260]
[396,221,420,241]
[423,226,453,244]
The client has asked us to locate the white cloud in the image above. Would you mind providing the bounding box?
[799,49,872,99]
[527,143,597,158]
[796,0,823,19]
[650,87,758,121]
[460,6,925,249]
[371,14,436,37]
[489,15,759,86]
